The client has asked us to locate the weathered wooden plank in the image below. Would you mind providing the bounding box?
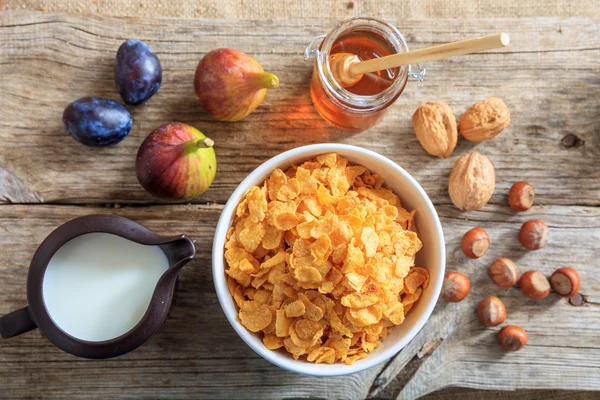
[422,388,600,400]
[4,0,600,20]
[0,13,598,206]
[370,204,600,398]
[1,10,599,400]
[0,203,385,398]
[0,203,597,399]
[0,204,384,399]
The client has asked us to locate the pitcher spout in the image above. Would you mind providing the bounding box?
[160,235,196,271]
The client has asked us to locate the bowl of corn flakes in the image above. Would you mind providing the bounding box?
[212,144,445,376]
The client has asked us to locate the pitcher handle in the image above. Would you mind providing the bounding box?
[0,306,37,338]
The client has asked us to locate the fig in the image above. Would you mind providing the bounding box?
[136,122,216,201]
[62,97,132,146]
[194,48,279,121]
[115,39,162,105]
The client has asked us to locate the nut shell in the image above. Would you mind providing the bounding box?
[519,220,548,250]
[441,271,470,302]
[550,267,580,298]
[489,258,519,288]
[519,270,550,300]
[498,325,528,351]
[448,152,496,211]
[508,181,535,212]
[459,97,511,142]
[461,227,490,259]
[477,296,507,327]
[412,102,458,158]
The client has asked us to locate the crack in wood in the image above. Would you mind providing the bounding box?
[0,167,43,203]
[366,355,399,397]
[566,293,600,307]
[367,339,444,399]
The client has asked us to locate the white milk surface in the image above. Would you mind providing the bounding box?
[42,232,169,342]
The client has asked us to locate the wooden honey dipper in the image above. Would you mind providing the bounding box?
[330,33,510,88]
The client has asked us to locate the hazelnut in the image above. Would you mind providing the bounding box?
[518,220,548,250]
[448,152,496,211]
[550,267,580,298]
[519,270,550,300]
[461,227,490,259]
[498,325,528,351]
[508,181,535,211]
[412,102,458,158]
[441,271,470,302]
[458,97,511,142]
[489,258,518,288]
[477,296,507,327]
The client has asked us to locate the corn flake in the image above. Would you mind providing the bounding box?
[307,346,336,364]
[342,239,364,274]
[239,301,273,332]
[262,224,283,250]
[275,309,293,337]
[239,223,265,253]
[267,169,287,201]
[317,184,342,205]
[347,305,383,327]
[298,292,325,321]
[395,255,413,278]
[277,178,301,201]
[360,227,379,257]
[260,251,287,269]
[247,186,268,223]
[411,267,430,289]
[294,266,322,283]
[384,302,405,325]
[404,270,427,294]
[263,334,284,349]
[274,212,299,231]
[311,235,332,260]
[345,272,368,292]
[284,299,306,318]
[297,167,318,195]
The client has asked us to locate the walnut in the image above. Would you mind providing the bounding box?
[412,102,457,158]
[448,152,495,211]
[458,97,510,142]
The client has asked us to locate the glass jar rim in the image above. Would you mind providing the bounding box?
[316,17,410,111]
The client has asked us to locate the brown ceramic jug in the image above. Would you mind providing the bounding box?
[0,214,195,359]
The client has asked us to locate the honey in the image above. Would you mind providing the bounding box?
[330,30,399,96]
[306,17,423,131]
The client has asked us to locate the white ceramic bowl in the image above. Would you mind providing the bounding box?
[212,144,445,376]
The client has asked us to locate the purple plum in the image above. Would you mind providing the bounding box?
[62,97,132,146]
[114,39,162,105]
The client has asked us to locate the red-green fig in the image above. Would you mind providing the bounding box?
[136,122,216,201]
[194,48,279,121]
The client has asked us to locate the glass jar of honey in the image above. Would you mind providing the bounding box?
[305,17,426,131]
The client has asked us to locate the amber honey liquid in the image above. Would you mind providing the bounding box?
[310,28,404,131]
[330,30,399,95]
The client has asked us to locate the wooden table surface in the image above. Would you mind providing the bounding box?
[0,11,598,400]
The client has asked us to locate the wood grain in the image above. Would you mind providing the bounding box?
[5,0,600,20]
[0,204,384,399]
[0,13,598,206]
[0,11,599,400]
[0,203,598,399]
[422,388,600,400]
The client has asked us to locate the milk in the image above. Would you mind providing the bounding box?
[42,232,169,342]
